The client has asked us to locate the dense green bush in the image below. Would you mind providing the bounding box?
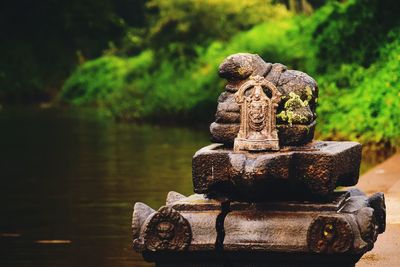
[318,32,400,147]
[60,56,129,106]
[60,0,400,147]
[61,18,305,121]
[139,0,291,57]
[0,0,147,103]
[311,0,400,72]
[312,0,400,147]
[59,51,153,118]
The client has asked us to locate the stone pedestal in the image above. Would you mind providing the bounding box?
[131,53,386,266]
[133,190,385,267]
[192,142,361,199]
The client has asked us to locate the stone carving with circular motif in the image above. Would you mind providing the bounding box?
[143,206,192,251]
[307,215,354,253]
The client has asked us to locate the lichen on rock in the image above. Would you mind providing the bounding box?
[277,92,313,126]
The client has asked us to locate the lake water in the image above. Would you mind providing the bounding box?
[0,107,209,267]
[0,107,389,267]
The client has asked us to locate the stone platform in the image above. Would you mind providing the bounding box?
[192,141,362,199]
[132,190,385,266]
[132,53,386,266]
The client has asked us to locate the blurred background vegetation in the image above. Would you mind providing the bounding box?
[1,0,399,149]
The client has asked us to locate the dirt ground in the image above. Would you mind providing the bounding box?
[357,153,400,267]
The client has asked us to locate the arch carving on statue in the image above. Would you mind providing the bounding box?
[234,75,281,151]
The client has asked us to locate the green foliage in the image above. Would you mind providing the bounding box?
[61,17,307,121]
[0,0,147,103]
[141,0,291,57]
[59,50,156,122]
[59,0,400,148]
[311,0,400,72]
[311,1,400,147]
[60,56,129,106]
[318,33,400,146]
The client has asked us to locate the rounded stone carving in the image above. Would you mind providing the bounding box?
[307,216,353,253]
[356,207,378,244]
[211,53,319,147]
[143,206,192,251]
[368,192,386,233]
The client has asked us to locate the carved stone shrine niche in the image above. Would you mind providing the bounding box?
[234,75,281,151]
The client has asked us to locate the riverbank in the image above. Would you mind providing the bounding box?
[357,153,400,267]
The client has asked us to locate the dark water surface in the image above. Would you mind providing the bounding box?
[0,107,209,267]
[0,107,390,267]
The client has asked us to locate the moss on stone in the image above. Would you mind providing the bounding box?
[284,92,309,110]
[277,110,308,126]
[305,86,313,102]
[277,92,310,126]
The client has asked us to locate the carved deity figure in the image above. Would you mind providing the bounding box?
[234,75,281,151]
[157,221,175,241]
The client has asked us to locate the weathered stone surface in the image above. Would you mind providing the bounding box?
[307,215,354,253]
[166,191,187,206]
[170,194,223,251]
[170,193,223,211]
[192,141,362,199]
[367,192,386,233]
[215,93,240,123]
[210,121,316,146]
[224,211,315,252]
[143,206,192,252]
[134,191,385,266]
[218,53,272,81]
[210,122,239,144]
[223,192,384,255]
[229,191,349,212]
[277,120,315,146]
[133,193,221,252]
[277,69,318,113]
[132,202,155,239]
[211,53,318,146]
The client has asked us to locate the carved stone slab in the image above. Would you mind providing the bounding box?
[133,190,385,266]
[133,193,221,252]
[192,141,362,199]
[223,190,384,255]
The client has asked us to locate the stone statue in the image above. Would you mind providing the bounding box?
[234,75,281,151]
[131,53,386,267]
[212,53,317,146]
